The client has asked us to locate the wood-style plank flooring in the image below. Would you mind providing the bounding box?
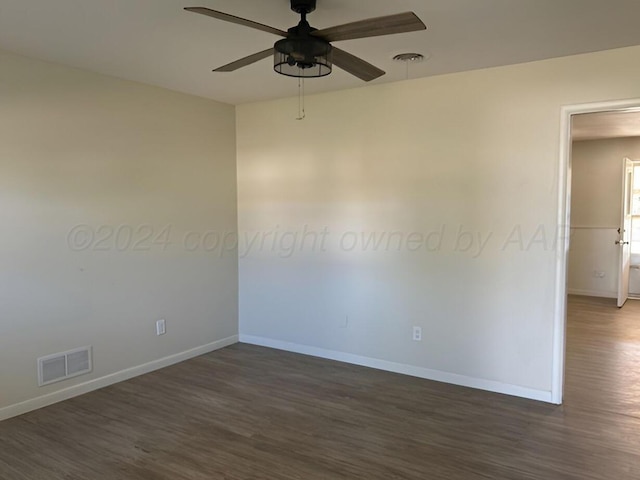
[1,295,640,479]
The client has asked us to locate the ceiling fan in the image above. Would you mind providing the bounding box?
[185,0,426,82]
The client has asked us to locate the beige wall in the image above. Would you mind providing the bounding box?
[0,50,238,416]
[237,45,640,400]
[569,138,640,297]
[571,139,635,226]
[6,42,640,412]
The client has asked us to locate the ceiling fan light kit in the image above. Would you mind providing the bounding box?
[185,0,426,82]
[274,40,332,78]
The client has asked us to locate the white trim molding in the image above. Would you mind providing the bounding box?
[567,288,617,299]
[0,335,239,422]
[240,335,552,403]
[553,97,640,405]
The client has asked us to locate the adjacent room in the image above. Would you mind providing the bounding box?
[569,112,640,304]
[2,1,640,478]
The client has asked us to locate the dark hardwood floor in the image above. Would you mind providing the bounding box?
[1,295,640,479]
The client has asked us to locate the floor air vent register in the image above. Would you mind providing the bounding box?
[37,346,93,387]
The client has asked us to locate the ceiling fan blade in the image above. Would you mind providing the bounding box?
[313,12,426,42]
[214,48,274,72]
[185,7,287,37]
[332,48,385,82]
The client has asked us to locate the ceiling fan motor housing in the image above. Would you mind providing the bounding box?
[291,0,316,14]
[274,10,332,78]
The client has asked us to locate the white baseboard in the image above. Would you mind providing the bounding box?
[0,335,239,422]
[567,288,616,299]
[239,335,553,403]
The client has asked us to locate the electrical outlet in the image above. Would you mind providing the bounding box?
[156,319,166,336]
[412,326,422,342]
[593,271,606,278]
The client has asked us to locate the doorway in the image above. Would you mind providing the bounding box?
[553,99,640,404]
[567,146,639,306]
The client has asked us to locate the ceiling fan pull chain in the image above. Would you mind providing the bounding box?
[297,76,306,120]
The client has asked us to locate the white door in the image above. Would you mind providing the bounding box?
[617,158,634,308]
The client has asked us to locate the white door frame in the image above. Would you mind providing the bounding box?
[552,98,640,405]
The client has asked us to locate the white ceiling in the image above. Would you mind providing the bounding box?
[2,0,640,105]
[573,112,640,141]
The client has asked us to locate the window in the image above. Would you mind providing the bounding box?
[633,165,640,215]
[631,164,640,255]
